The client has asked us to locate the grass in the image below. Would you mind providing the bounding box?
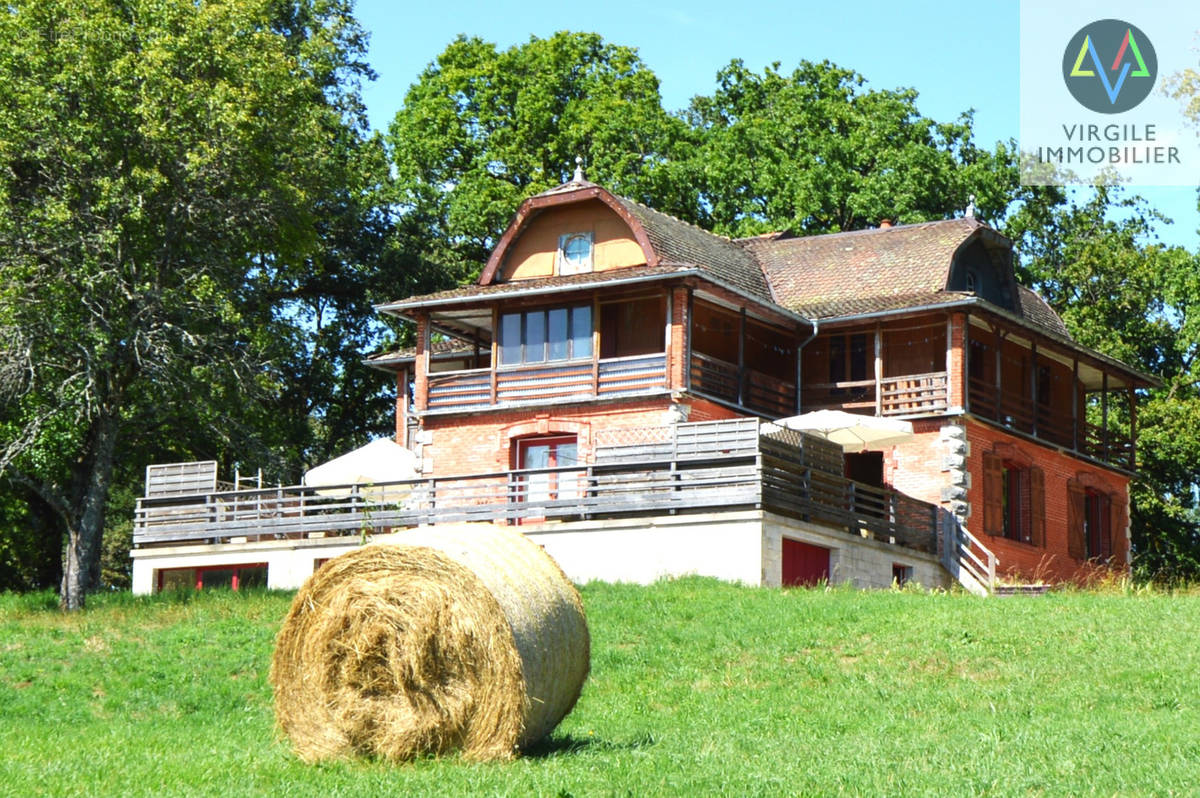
[1,580,1198,796]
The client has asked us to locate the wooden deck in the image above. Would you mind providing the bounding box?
[133,419,941,555]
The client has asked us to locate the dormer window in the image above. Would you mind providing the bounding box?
[557,232,593,275]
[965,270,977,293]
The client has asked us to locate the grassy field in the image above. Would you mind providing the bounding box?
[1,580,1198,797]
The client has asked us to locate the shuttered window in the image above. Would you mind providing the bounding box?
[983,449,1043,546]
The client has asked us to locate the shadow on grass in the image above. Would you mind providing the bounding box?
[525,731,657,759]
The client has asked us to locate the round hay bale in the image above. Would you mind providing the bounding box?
[270,525,589,762]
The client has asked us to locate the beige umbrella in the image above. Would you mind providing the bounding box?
[304,438,418,502]
[774,409,914,452]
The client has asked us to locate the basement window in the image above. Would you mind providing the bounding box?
[156,563,267,592]
[892,564,913,586]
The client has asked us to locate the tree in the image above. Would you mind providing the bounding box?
[387,32,689,281]
[681,60,1016,237]
[0,0,378,609]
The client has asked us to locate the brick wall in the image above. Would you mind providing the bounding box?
[964,417,1130,583]
[419,395,745,475]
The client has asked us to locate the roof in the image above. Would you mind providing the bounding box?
[609,196,772,302]
[380,181,1080,346]
[739,218,988,318]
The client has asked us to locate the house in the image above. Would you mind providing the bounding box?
[129,176,1154,595]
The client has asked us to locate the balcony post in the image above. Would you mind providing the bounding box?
[1069,356,1079,452]
[963,315,971,414]
[1030,341,1038,438]
[1128,387,1137,470]
[1102,371,1110,461]
[737,307,746,406]
[685,288,694,392]
[874,322,883,416]
[993,325,1003,421]
[491,307,500,404]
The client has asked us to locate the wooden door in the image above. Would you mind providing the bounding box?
[782,539,830,586]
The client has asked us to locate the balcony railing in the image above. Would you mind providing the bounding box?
[426,353,667,412]
[802,371,949,418]
[689,352,796,418]
[134,420,941,556]
[967,377,1134,471]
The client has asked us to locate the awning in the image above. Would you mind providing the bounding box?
[774,410,914,452]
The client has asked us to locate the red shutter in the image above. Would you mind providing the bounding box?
[1030,466,1045,548]
[982,452,1003,536]
[1109,492,1127,566]
[1066,483,1086,560]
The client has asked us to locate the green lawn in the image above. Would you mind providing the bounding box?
[1,580,1198,797]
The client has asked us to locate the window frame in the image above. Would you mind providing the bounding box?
[498,305,593,367]
[557,232,594,276]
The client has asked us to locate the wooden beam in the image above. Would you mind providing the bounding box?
[874,322,883,417]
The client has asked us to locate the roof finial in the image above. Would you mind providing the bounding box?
[572,155,584,182]
[965,194,976,219]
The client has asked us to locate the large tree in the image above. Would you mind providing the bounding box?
[681,59,1016,237]
[387,32,689,281]
[0,0,379,608]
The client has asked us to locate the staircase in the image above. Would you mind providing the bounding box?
[942,518,1049,597]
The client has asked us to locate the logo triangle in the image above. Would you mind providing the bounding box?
[1070,35,1094,76]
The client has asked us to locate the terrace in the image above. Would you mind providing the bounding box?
[133,419,944,558]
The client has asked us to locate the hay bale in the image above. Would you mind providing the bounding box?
[270,525,589,762]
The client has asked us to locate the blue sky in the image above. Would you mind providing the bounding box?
[352,0,1200,249]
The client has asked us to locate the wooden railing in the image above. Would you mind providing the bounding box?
[803,370,949,417]
[949,523,998,595]
[968,378,1134,470]
[134,424,940,555]
[689,352,796,417]
[426,353,667,411]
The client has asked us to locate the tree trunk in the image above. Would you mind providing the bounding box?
[60,415,119,611]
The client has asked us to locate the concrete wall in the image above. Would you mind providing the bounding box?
[132,510,951,594]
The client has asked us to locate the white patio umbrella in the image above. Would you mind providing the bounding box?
[774,409,914,452]
[304,438,418,500]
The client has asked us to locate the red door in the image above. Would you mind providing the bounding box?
[782,539,830,586]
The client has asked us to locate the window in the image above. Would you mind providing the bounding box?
[156,563,267,592]
[557,232,593,275]
[1067,479,1118,562]
[892,564,913,587]
[982,449,1044,546]
[499,306,592,365]
[965,271,977,292]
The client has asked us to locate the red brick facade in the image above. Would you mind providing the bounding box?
[964,417,1129,583]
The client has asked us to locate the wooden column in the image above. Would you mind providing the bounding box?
[993,325,1003,421]
[1071,356,1080,452]
[1129,386,1137,469]
[1102,371,1110,460]
[795,323,804,414]
[874,323,883,417]
[490,307,500,404]
[664,288,674,390]
[737,307,746,406]
[1030,341,1039,438]
[395,367,409,443]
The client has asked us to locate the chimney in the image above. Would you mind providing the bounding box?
[879,219,893,229]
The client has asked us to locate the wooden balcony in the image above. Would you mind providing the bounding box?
[426,353,667,412]
[689,352,796,418]
[133,419,941,556]
[967,377,1134,471]
[803,371,949,418]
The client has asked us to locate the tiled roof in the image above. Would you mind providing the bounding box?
[739,218,986,317]
[610,197,773,302]
[789,291,974,320]
[1016,286,1071,339]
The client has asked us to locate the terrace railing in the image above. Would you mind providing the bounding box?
[802,370,949,418]
[688,352,796,418]
[426,353,666,412]
[134,420,940,556]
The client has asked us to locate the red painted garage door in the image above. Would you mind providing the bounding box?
[782,539,830,586]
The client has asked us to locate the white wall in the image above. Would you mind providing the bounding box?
[131,511,953,594]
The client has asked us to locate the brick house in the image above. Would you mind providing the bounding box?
[130,177,1153,594]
